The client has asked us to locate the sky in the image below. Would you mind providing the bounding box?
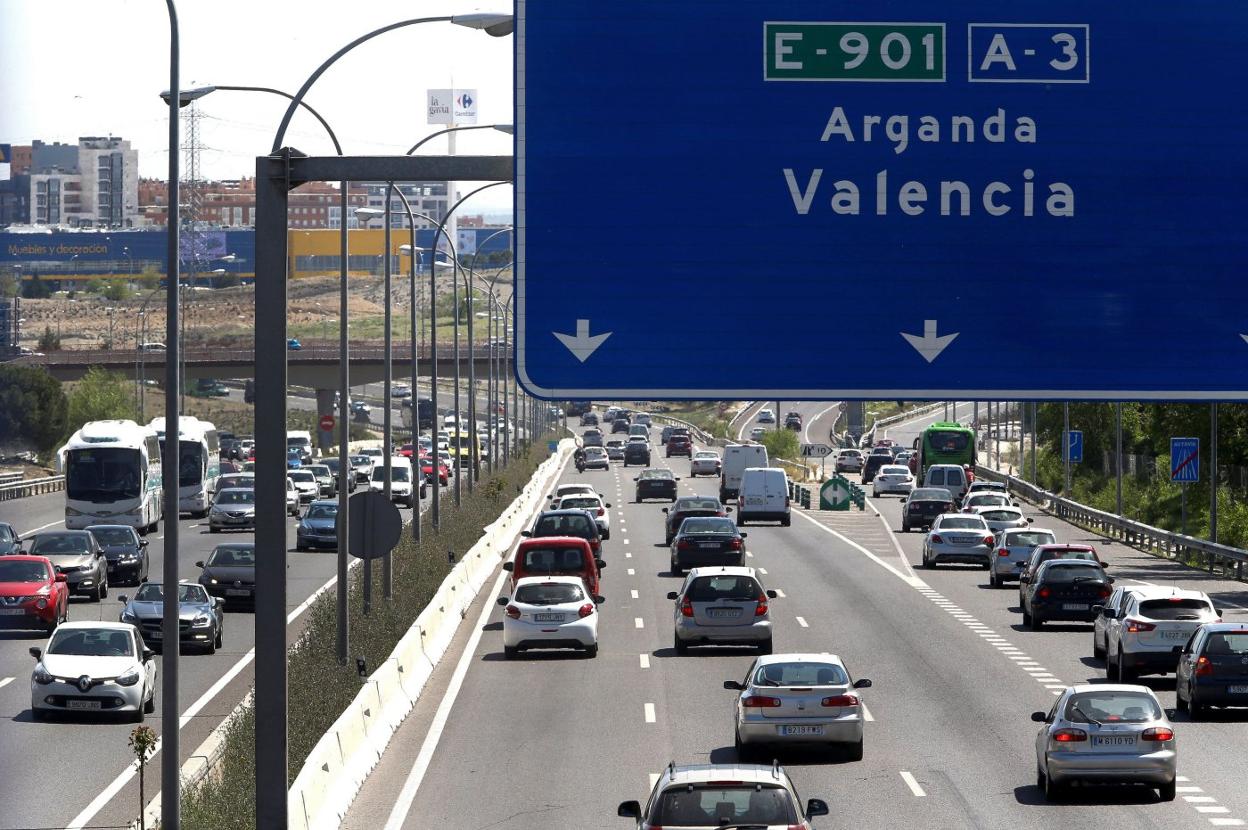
[0,0,515,211]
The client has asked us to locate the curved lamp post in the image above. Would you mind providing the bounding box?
[405,123,514,156]
[463,226,513,480]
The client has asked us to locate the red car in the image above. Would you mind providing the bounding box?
[665,435,693,458]
[0,556,69,633]
[503,537,603,598]
[421,457,450,486]
[399,444,415,458]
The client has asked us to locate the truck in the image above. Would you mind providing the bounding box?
[719,443,769,504]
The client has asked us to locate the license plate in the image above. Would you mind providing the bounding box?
[533,613,564,623]
[65,700,102,711]
[148,629,162,639]
[1062,603,1089,611]
[699,542,722,549]
[746,497,764,505]
[781,725,824,736]
[226,588,251,597]
[0,608,26,616]
[1229,685,1248,694]
[708,608,742,618]
[1160,630,1189,640]
[1092,735,1137,747]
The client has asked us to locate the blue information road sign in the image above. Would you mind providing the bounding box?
[1171,437,1200,483]
[1064,431,1083,464]
[517,2,1248,400]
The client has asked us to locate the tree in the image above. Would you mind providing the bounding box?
[128,725,158,830]
[37,326,61,352]
[67,367,137,429]
[21,275,51,299]
[760,428,799,461]
[0,365,68,457]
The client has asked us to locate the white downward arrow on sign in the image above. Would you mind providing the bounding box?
[900,319,959,363]
[553,319,612,363]
[1241,333,1248,347]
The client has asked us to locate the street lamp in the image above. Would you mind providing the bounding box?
[405,123,514,156]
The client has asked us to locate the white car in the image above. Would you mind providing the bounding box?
[1104,587,1222,682]
[498,575,599,658]
[30,621,157,722]
[1092,585,1146,660]
[961,492,1013,512]
[549,483,599,503]
[871,465,915,497]
[749,426,766,441]
[970,505,1031,534]
[757,408,775,423]
[285,477,301,517]
[287,470,319,502]
[967,481,1009,496]
[689,450,721,478]
[557,493,612,539]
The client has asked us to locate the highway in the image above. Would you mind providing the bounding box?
[340,408,1248,830]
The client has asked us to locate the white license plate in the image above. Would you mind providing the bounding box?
[0,608,26,616]
[1062,603,1089,611]
[65,700,102,711]
[1229,686,1248,694]
[1092,735,1137,747]
[533,613,564,623]
[781,725,824,736]
[746,497,764,505]
[1160,630,1189,640]
[226,588,251,596]
[708,608,742,618]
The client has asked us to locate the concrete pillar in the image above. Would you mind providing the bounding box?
[316,387,337,454]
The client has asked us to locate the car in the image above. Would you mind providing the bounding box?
[1174,622,1248,718]
[287,470,319,502]
[321,458,356,493]
[967,481,1009,496]
[296,500,339,551]
[962,492,1013,512]
[689,450,721,477]
[664,496,730,545]
[971,505,1032,535]
[208,488,256,532]
[0,556,68,633]
[628,423,650,441]
[304,463,337,498]
[582,428,604,448]
[923,463,970,502]
[196,543,256,606]
[118,581,224,654]
[369,457,419,507]
[0,521,19,555]
[611,417,631,434]
[861,451,894,484]
[757,408,775,423]
[497,575,601,658]
[285,477,301,517]
[659,425,676,444]
[920,514,995,568]
[666,434,693,457]
[1032,684,1176,802]
[286,448,303,470]
[1103,586,1221,682]
[1021,559,1113,629]
[556,493,612,539]
[348,454,374,484]
[504,536,604,598]
[725,653,872,761]
[736,467,790,527]
[670,516,745,574]
[784,411,802,430]
[23,530,108,601]
[668,566,775,654]
[420,456,449,487]
[871,464,915,497]
[623,438,651,467]
[524,510,604,558]
[1018,544,1102,604]
[899,487,955,533]
[617,762,829,829]
[29,622,157,722]
[216,473,256,494]
[894,449,916,466]
[835,449,864,473]
[635,468,679,502]
[286,338,302,350]
[634,413,652,428]
[580,411,599,426]
[605,439,626,461]
[581,446,610,471]
[85,525,149,586]
[748,426,766,441]
[1092,586,1146,660]
[549,483,600,503]
[989,527,1057,587]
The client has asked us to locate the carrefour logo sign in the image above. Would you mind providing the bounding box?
[427,88,478,125]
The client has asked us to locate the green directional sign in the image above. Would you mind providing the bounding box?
[820,477,852,511]
[764,22,945,82]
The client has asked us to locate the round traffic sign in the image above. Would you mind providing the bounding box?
[319,414,335,431]
[347,491,403,560]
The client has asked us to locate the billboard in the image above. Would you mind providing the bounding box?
[427,89,479,125]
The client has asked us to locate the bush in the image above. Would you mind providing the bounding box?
[760,428,799,461]
[37,325,61,352]
[0,365,68,457]
[66,367,137,431]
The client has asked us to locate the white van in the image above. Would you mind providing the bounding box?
[923,464,970,502]
[719,444,769,503]
[287,429,314,463]
[737,467,790,526]
[369,456,417,508]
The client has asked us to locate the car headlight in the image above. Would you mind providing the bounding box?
[33,665,55,685]
[121,611,138,623]
[35,584,52,596]
[192,614,211,627]
[65,507,83,516]
[115,666,141,687]
[298,522,310,531]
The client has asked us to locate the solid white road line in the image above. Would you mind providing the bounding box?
[644,703,656,723]
[0,677,13,690]
[639,653,650,669]
[899,770,926,797]
[17,518,65,537]
[802,402,842,444]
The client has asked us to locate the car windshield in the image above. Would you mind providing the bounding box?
[911,488,951,501]
[520,547,587,573]
[880,466,910,476]
[1005,531,1056,547]
[680,518,735,534]
[694,452,717,460]
[753,661,849,687]
[1042,549,1096,563]
[1139,598,1214,620]
[208,546,256,567]
[215,490,255,505]
[639,470,673,480]
[134,583,209,603]
[1040,563,1106,582]
[687,575,760,601]
[350,456,369,465]
[584,448,605,458]
[1065,691,1162,724]
[29,534,90,555]
[652,785,797,826]
[936,517,986,530]
[675,498,720,512]
[515,582,585,604]
[533,514,595,538]
[0,560,49,582]
[88,527,134,545]
[1204,632,1248,655]
[48,628,136,657]
[306,504,338,519]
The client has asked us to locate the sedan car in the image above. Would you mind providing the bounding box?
[871,464,915,497]
[118,581,224,654]
[1021,559,1113,629]
[581,446,610,471]
[556,493,612,539]
[1032,685,1176,802]
[962,492,1013,512]
[748,426,766,441]
[349,454,374,484]
[989,527,1057,587]
[668,567,776,654]
[971,505,1032,534]
[196,543,256,606]
[920,514,995,568]
[287,470,319,502]
[498,575,600,658]
[689,450,721,478]
[666,434,694,457]
[304,464,337,498]
[725,653,872,761]
[582,428,604,448]
[861,452,894,483]
[85,524,149,586]
[296,500,339,551]
[623,439,651,467]
[320,458,356,494]
[605,440,626,461]
[670,517,746,574]
[30,621,157,722]
[835,449,864,473]
[757,408,775,423]
[1019,544,1102,604]
[208,488,256,533]
[0,521,20,555]
[1175,623,1248,718]
[899,487,955,533]
[635,468,679,502]
[0,556,68,633]
[618,762,828,830]
[664,496,729,545]
[24,531,108,601]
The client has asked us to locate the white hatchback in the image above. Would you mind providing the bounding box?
[871,465,914,497]
[498,576,599,658]
[1105,587,1222,682]
[31,622,157,722]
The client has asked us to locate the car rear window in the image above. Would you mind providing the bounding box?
[560,498,599,509]
[1204,633,1248,655]
[1041,549,1096,562]
[936,517,986,530]
[1065,691,1161,724]
[979,509,1021,521]
[968,494,1009,506]
[639,469,674,480]
[1040,563,1106,583]
[1139,598,1214,620]
[680,518,734,534]
[676,498,720,511]
[515,582,585,604]
[533,514,596,538]
[753,661,848,687]
[652,786,797,826]
[687,575,760,601]
[910,488,951,501]
[520,547,587,572]
[1005,531,1056,547]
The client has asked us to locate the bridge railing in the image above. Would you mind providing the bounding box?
[0,475,66,502]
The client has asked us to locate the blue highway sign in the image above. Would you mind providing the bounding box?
[517,2,1248,400]
[1064,431,1083,464]
[1171,437,1200,483]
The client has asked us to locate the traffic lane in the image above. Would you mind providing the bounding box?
[882,402,974,449]
[0,490,68,537]
[801,401,844,446]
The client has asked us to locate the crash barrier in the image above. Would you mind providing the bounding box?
[974,466,1248,582]
[286,438,576,830]
[0,475,65,502]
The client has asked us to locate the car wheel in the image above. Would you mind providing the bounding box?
[583,643,598,659]
[1092,635,1105,660]
[1029,613,1043,631]
[843,738,864,762]
[901,522,910,533]
[1158,780,1177,802]
[989,573,999,588]
[1117,650,1136,683]
[209,526,219,533]
[215,628,223,649]
[781,515,790,527]
[758,637,773,655]
[670,562,682,576]
[143,691,155,714]
[1042,766,1065,802]
[1106,649,1118,679]
[1189,698,1206,721]
[503,646,519,659]
[296,544,307,552]
[674,633,689,656]
[131,705,145,724]
[1021,606,1032,626]
[1175,687,1189,712]
[204,635,217,655]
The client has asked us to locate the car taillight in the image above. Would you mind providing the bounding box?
[1037,587,1051,599]
[678,540,692,550]
[997,549,1011,557]
[821,694,859,708]
[1097,586,1111,599]
[741,695,782,708]
[578,603,595,618]
[755,594,769,616]
[505,605,521,619]
[1195,655,1213,677]
[1126,618,1156,633]
[983,536,995,545]
[1142,727,1174,742]
[680,599,694,618]
[1053,728,1087,743]
[931,535,943,544]
[729,538,742,550]
[597,507,605,516]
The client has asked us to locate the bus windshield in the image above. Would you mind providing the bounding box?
[159,440,205,486]
[920,423,975,474]
[66,448,142,502]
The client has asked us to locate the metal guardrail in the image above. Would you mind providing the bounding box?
[0,475,66,502]
[975,466,1248,582]
[0,472,23,486]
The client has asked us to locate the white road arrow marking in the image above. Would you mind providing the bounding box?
[553,318,612,362]
[901,319,959,363]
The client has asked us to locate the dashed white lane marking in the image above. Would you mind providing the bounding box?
[644,703,656,723]
[1209,818,1244,826]
[795,616,809,628]
[773,589,786,598]
[757,567,767,575]
[1186,797,1219,804]
[899,770,926,797]
[623,539,630,545]
[639,653,650,669]
[631,589,639,599]
[627,568,635,576]
[634,617,644,629]
[861,703,875,722]
[745,551,754,558]
[0,677,13,690]
[625,552,632,558]
[1178,787,1205,793]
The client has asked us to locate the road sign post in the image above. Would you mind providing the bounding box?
[518,3,1248,400]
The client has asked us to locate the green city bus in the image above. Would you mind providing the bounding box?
[914,421,975,477]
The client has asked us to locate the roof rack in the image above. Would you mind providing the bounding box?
[771,759,781,779]
[667,760,676,779]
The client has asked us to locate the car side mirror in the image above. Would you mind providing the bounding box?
[29,647,42,660]
[725,507,733,514]
[740,532,748,538]
[497,596,509,606]
[215,597,224,608]
[766,589,778,599]
[1103,608,1117,619]
[1107,576,1115,584]
[853,678,872,689]
[1030,711,1048,723]
[1026,518,1034,524]
[723,680,744,691]
[1091,605,1104,615]
[55,573,67,583]
[195,561,205,569]
[661,508,669,513]
[143,647,155,662]
[595,559,606,569]
[1019,575,1030,584]
[1216,608,1225,618]
[675,477,681,481]
[617,801,641,819]
[1165,708,1177,719]
[594,595,605,604]
[519,530,532,538]
[118,595,129,605]
[806,799,829,818]
[140,540,149,547]
[605,503,612,508]
[667,591,679,600]
[502,561,514,572]
[1171,645,1183,654]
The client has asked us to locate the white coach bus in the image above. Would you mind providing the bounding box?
[59,420,163,533]
[149,416,221,518]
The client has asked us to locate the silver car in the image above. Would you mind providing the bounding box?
[689,450,721,478]
[208,488,256,532]
[989,527,1056,587]
[1032,684,1177,802]
[725,653,872,761]
[971,505,1032,535]
[669,567,775,654]
[921,513,994,568]
[582,446,609,470]
[618,762,829,829]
